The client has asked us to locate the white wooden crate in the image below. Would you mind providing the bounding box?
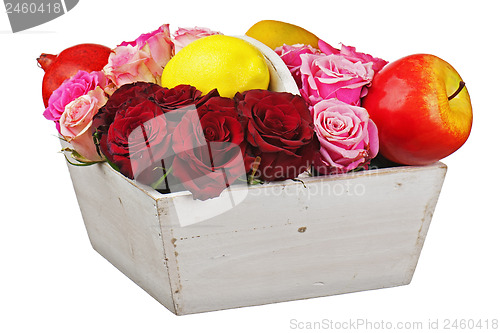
[66,161,446,315]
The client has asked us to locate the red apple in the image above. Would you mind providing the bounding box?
[38,43,112,107]
[362,54,472,165]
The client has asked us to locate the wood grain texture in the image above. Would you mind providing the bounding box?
[66,161,447,315]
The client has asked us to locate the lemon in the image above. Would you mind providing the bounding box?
[161,35,270,97]
[245,20,320,50]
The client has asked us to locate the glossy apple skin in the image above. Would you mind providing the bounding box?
[362,54,472,165]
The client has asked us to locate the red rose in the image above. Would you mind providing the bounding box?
[170,97,247,200]
[105,99,171,186]
[236,90,318,182]
[93,83,215,191]
[152,84,217,111]
[150,84,218,133]
[92,82,162,138]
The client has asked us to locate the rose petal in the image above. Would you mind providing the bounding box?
[312,98,378,174]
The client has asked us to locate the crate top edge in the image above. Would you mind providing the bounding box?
[99,161,447,202]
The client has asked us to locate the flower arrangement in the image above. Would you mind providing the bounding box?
[36,20,473,316]
[41,23,389,200]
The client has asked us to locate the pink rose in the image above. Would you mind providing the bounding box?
[104,24,173,87]
[59,88,108,161]
[43,70,108,133]
[275,44,322,88]
[312,98,379,174]
[318,40,388,73]
[300,53,375,106]
[172,27,222,53]
[118,24,173,68]
[103,45,156,87]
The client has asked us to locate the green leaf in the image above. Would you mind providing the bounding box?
[63,154,99,167]
[60,147,101,167]
[151,166,173,190]
[102,155,120,172]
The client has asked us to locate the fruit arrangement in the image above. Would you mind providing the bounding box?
[40,21,472,200]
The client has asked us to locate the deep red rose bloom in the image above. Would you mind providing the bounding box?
[104,99,171,185]
[152,84,218,111]
[93,83,216,191]
[236,90,319,182]
[150,85,218,134]
[93,82,173,188]
[170,97,247,200]
[92,82,162,138]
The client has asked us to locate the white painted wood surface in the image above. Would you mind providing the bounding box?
[66,161,447,315]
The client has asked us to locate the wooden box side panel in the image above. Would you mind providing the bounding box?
[66,163,175,312]
[160,164,446,314]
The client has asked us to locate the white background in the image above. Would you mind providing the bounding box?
[1,0,498,332]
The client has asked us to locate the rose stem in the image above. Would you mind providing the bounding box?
[248,156,261,184]
[448,81,466,101]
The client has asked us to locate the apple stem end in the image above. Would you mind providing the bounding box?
[448,81,466,101]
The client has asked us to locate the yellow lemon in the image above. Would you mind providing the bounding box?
[161,35,270,97]
[245,20,320,50]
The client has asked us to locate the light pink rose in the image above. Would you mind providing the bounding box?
[299,53,375,106]
[104,24,173,87]
[172,27,222,54]
[318,40,388,73]
[312,98,379,174]
[43,70,108,133]
[103,45,156,87]
[275,44,322,88]
[59,88,108,161]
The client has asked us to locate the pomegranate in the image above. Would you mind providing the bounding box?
[38,43,112,107]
